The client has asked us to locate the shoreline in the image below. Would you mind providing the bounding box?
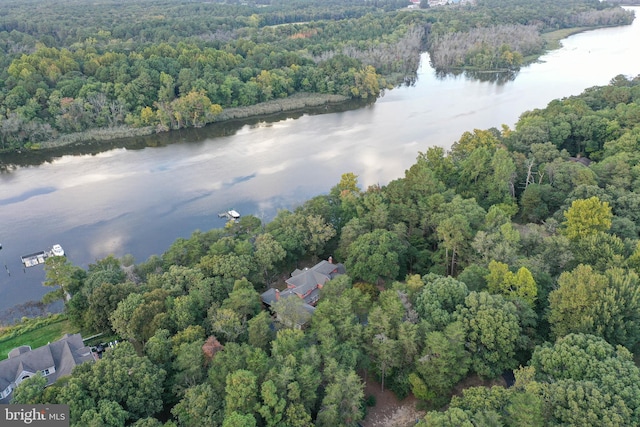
[8,92,351,155]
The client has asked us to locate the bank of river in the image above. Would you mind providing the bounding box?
[20,93,350,153]
[0,8,639,317]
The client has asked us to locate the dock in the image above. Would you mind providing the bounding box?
[21,251,48,267]
[21,244,65,268]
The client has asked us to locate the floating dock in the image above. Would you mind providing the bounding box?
[21,244,65,268]
[21,251,47,267]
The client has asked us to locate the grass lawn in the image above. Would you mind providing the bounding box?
[0,319,78,361]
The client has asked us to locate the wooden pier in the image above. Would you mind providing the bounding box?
[21,251,48,267]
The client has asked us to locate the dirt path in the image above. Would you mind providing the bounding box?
[360,374,507,426]
[361,378,425,427]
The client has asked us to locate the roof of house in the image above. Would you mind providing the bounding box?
[0,333,93,402]
[8,346,32,358]
[261,288,278,305]
[311,260,342,276]
[287,270,331,295]
[261,259,346,307]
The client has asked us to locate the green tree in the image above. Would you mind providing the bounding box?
[266,210,309,263]
[333,172,360,196]
[86,255,126,291]
[247,310,274,351]
[472,218,521,266]
[171,293,205,331]
[171,90,221,128]
[225,369,258,415]
[172,383,224,427]
[544,380,632,427]
[55,342,166,424]
[531,333,640,424]
[437,214,471,276]
[449,385,511,418]
[505,390,544,427]
[172,340,206,393]
[223,412,257,427]
[455,292,521,378]
[208,307,246,343]
[257,380,286,427]
[417,408,474,427]
[11,373,47,404]
[304,214,337,262]
[316,369,364,427]
[364,306,399,392]
[90,343,166,419]
[109,292,145,341]
[548,265,606,336]
[79,400,129,427]
[450,129,499,160]
[272,296,311,330]
[254,233,286,287]
[412,321,471,404]
[144,328,172,368]
[86,282,136,332]
[131,417,164,427]
[283,402,313,427]
[486,261,537,306]
[198,253,252,282]
[345,229,407,285]
[222,278,261,322]
[562,196,612,240]
[545,264,640,346]
[43,255,81,302]
[110,290,168,344]
[415,276,469,330]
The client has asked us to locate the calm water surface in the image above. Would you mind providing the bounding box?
[1,9,640,314]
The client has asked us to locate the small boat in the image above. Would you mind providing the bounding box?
[51,244,65,257]
[218,210,240,221]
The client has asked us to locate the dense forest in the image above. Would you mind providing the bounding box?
[0,0,633,150]
[9,73,640,426]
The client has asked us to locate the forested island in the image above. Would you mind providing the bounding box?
[2,71,640,426]
[0,0,634,152]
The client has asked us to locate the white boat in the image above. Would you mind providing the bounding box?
[217,210,241,221]
[51,244,65,257]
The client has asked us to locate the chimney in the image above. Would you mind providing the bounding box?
[275,289,280,301]
[328,256,333,264]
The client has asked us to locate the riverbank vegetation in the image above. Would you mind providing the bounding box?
[11,74,640,426]
[0,0,633,152]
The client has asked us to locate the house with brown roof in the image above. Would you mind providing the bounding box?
[0,333,94,403]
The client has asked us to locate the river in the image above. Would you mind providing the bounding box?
[1,8,640,317]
